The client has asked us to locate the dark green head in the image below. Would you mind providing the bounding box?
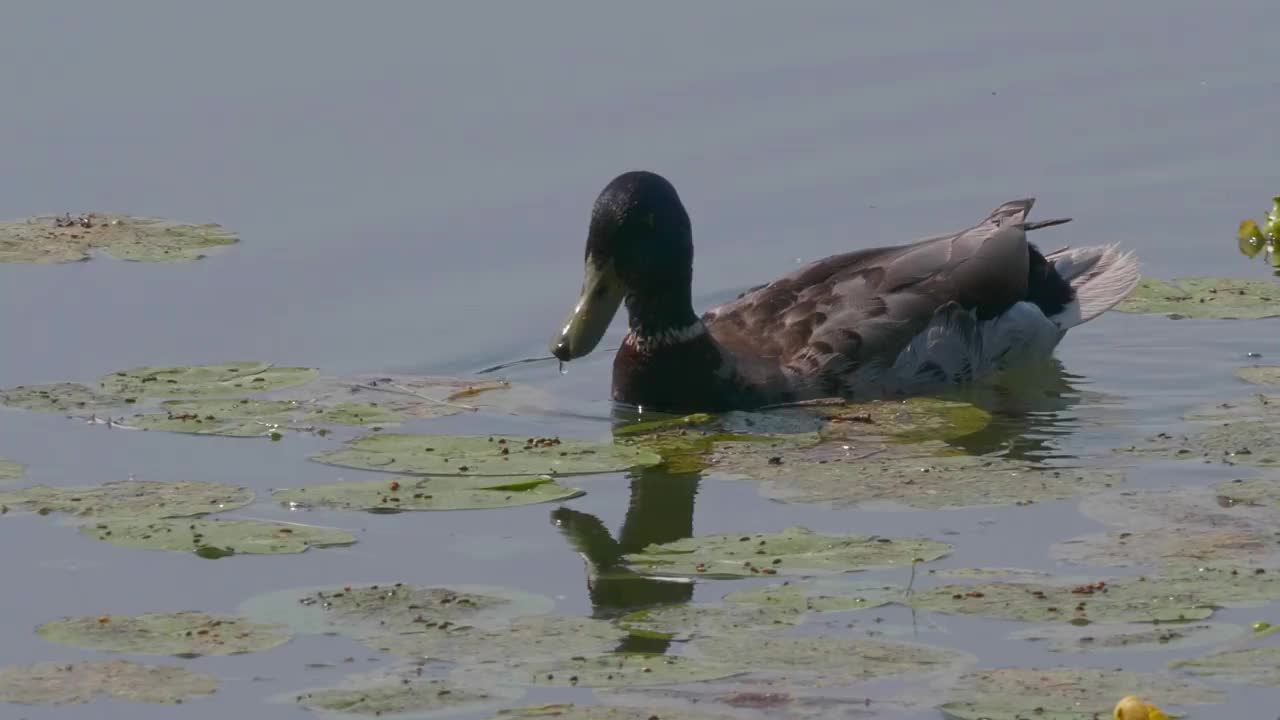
[550,171,699,362]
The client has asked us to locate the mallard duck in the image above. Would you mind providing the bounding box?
[549,171,1139,412]
[1114,695,1169,720]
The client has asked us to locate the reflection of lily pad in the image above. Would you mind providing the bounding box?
[0,480,252,520]
[238,584,550,639]
[909,566,1280,623]
[368,615,628,662]
[1116,277,1280,319]
[1012,622,1243,654]
[81,518,354,555]
[1172,647,1280,687]
[99,362,317,398]
[36,611,289,656]
[313,434,661,477]
[623,527,949,578]
[1235,366,1280,386]
[0,456,23,481]
[722,577,902,613]
[491,705,737,720]
[0,213,238,264]
[289,668,518,718]
[273,476,583,512]
[0,659,218,705]
[0,382,121,412]
[939,666,1221,720]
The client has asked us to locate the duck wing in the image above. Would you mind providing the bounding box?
[703,199,1066,396]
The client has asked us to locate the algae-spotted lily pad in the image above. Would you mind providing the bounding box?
[938,666,1221,720]
[1172,646,1280,687]
[690,634,970,687]
[0,659,218,705]
[622,526,949,578]
[722,577,903,613]
[238,584,551,639]
[367,615,629,662]
[0,213,237,264]
[494,653,735,688]
[318,375,550,418]
[710,444,1121,510]
[1116,277,1280,319]
[816,397,991,443]
[491,705,738,720]
[1120,420,1280,467]
[0,456,23,482]
[123,398,301,436]
[273,475,583,512]
[0,480,252,520]
[289,668,519,718]
[619,603,806,640]
[313,434,661,477]
[0,382,122,413]
[36,611,290,656]
[1235,366,1280,386]
[82,518,354,555]
[99,361,317,399]
[1011,622,1244,654]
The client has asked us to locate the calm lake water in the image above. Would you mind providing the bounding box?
[2,2,1279,718]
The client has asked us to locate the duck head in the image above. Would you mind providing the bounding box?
[550,171,699,361]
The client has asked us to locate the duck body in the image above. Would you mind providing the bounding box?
[551,172,1140,413]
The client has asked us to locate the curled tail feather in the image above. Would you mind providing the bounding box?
[1045,245,1141,329]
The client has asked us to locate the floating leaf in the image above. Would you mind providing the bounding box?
[1172,646,1280,687]
[622,526,949,578]
[0,456,23,482]
[491,705,738,720]
[123,398,299,436]
[1011,622,1243,654]
[0,213,237,264]
[938,666,1221,720]
[288,668,518,718]
[36,611,289,656]
[619,603,805,640]
[722,577,903,613]
[498,652,735,688]
[273,475,583,512]
[367,615,628,662]
[98,362,317,399]
[0,480,252,520]
[1235,366,1280,386]
[81,518,354,555]
[303,402,406,426]
[1120,420,1280,467]
[0,382,122,412]
[0,658,218,705]
[691,634,970,686]
[238,584,550,639]
[816,397,992,443]
[1116,277,1280,319]
[313,375,551,419]
[313,434,661,477]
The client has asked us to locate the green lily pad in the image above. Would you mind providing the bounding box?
[491,705,738,720]
[619,603,805,640]
[304,402,407,426]
[367,615,628,662]
[273,476,583,512]
[36,611,290,656]
[288,668,519,718]
[0,213,238,264]
[0,456,23,482]
[308,375,553,419]
[0,659,218,705]
[122,398,300,436]
[1235,366,1280,386]
[623,526,949,578]
[908,566,1280,623]
[81,518,355,555]
[1116,277,1280,319]
[690,634,970,686]
[238,584,551,639]
[98,361,318,399]
[816,397,992,443]
[722,577,903,613]
[1011,621,1244,654]
[938,666,1221,720]
[1172,646,1280,687]
[1120,420,1280,467]
[0,480,252,520]
[312,434,661,477]
[710,443,1121,509]
[500,652,735,688]
[0,382,122,412]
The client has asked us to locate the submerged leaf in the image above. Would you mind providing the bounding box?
[312,433,661,477]
[0,659,217,704]
[36,611,289,656]
[0,213,237,264]
[273,475,583,512]
[939,666,1220,720]
[1116,277,1280,319]
[1172,646,1280,687]
[81,518,354,555]
[98,362,317,398]
[622,526,949,578]
[0,480,252,520]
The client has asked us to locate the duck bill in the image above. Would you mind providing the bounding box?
[550,259,626,361]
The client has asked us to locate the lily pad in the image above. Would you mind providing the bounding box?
[816,397,992,443]
[81,518,355,555]
[0,213,238,263]
[690,634,970,686]
[623,526,948,578]
[0,382,122,412]
[1235,366,1280,386]
[0,480,252,520]
[122,398,300,436]
[36,611,290,656]
[289,668,519,718]
[1116,277,1280,319]
[273,476,583,512]
[619,603,805,640]
[238,584,551,639]
[938,666,1221,720]
[98,361,317,399]
[1120,420,1280,467]
[1172,646,1280,687]
[1011,622,1244,654]
[0,456,23,481]
[313,434,661,477]
[311,375,553,419]
[0,659,218,705]
[491,705,737,720]
[722,577,903,613]
[367,615,628,662]
[501,652,736,688]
